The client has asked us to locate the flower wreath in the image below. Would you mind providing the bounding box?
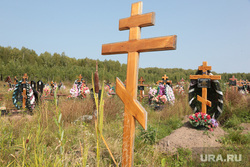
[12,81,36,110]
[165,84,175,105]
[68,79,90,98]
[188,70,223,119]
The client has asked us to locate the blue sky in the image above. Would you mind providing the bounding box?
[1,0,250,73]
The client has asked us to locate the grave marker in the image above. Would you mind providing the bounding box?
[78,74,83,82]
[190,61,221,114]
[229,75,237,92]
[37,80,44,94]
[138,77,149,102]
[161,74,172,86]
[22,73,28,109]
[102,2,176,166]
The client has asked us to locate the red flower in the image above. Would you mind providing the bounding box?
[26,139,29,144]
[195,120,198,122]
[204,120,207,122]
[201,116,204,119]
[207,115,211,120]
[189,116,193,119]
[198,118,201,121]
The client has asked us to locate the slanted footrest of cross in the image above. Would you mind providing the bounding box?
[197,95,211,107]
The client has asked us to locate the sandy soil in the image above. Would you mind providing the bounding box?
[156,115,227,154]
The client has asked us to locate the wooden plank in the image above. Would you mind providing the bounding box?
[116,78,147,129]
[190,75,221,80]
[199,61,211,73]
[119,12,155,30]
[22,88,26,109]
[102,35,177,55]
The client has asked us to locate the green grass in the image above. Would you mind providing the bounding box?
[0,81,249,166]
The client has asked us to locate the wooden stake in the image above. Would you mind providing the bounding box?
[102,2,176,166]
[22,73,28,109]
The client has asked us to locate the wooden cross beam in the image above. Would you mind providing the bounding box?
[138,76,145,85]
[229,75,237,81]
[162,74,171,85]
[156,80,163,85]
[190,61,221,114]
[102,2,176,166]
[78,74,83,82]
[22,73,28,83]
[162,74,168,81]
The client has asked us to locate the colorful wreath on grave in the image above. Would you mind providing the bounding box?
[104,84,115,96]
[188,70,223,119]
[148,84,175,107]
[189,112,218,131]
[165,84,175,105]
[42,85,52,97]
[68,79,90,98]
[12,81,36,110]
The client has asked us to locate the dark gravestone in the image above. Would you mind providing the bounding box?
[31,81,36,90]
[37,80,44,94]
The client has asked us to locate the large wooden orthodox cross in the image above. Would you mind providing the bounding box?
[102,1,176,166]
[190,61,221,114]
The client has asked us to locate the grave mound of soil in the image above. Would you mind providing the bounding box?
[157,116,226,154]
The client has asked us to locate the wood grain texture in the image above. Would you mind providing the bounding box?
[22,88,26,109]
[189,75,221,80]
[119,12,155,31]
[102,35,176,55]
[116,78,147,129]
[101,1,177,166]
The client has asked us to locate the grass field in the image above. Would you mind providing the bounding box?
[0,81,249,166]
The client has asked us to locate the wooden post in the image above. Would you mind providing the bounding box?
[78,74,83,82]
[229,75,237,92]
[102,2,176,166]
[22,73,28,109]
[138,77,148,102]
[190,61,221,114]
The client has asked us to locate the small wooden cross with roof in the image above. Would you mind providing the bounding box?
[190,61,221,114]
[102,1,176,166]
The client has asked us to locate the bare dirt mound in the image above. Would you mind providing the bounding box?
[157,116,226,154]
[240,123,250,134]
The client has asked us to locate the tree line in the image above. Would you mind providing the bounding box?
[1,46,249,85]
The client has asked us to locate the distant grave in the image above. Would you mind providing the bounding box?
[189,62,223,119]
[12,73,36,111]
[138,76,149,102]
